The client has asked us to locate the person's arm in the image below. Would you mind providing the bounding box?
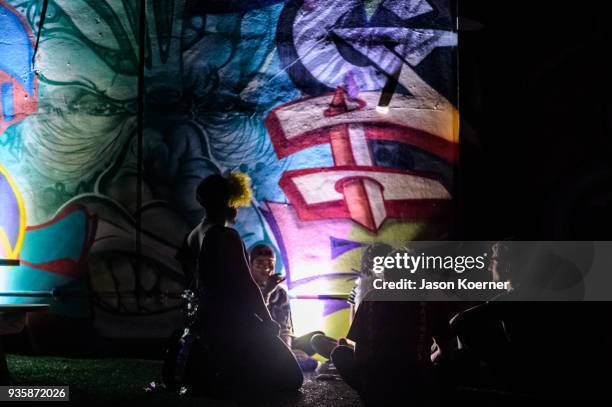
[271,287,294,347]
[218,229,278,328]
[283,307,294,348]
[176,234,195,286]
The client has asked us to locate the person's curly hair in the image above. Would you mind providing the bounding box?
[196,172,252,221]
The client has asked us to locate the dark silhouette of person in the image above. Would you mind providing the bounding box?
[248,244,336,370]
[447,242,612,400]
[174,173,303,396]
[331,247,465,406]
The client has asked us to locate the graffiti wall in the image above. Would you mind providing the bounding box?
[0,0,457,349]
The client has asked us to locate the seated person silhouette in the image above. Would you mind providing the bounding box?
[249,244,337,370]
[171,173,303,396]
[331,247,463,406]
[446,241,611,398]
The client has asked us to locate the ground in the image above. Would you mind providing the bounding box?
[7,354,363,406]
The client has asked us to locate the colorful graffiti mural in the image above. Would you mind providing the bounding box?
[0,0,37,134]
[0,0,457,348]
[0,164,25,261]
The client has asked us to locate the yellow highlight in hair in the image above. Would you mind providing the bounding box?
[227,171,253,208]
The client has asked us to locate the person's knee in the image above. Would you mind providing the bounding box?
[332,345,360,390]
[332,345,355,365]
[310,333,337,359]
[269,340,304,391]
[267,358,303,392]
[247,357,303,394]
[287,366,304,391]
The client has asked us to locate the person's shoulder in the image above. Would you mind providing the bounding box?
[205,224,237,235]
[207,225,242,244]
[186,221,204,242]
[220,226,241,238]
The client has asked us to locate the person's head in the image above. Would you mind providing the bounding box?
[249,244,276,287]
[488,241,520,290]
[196,172,252,223]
